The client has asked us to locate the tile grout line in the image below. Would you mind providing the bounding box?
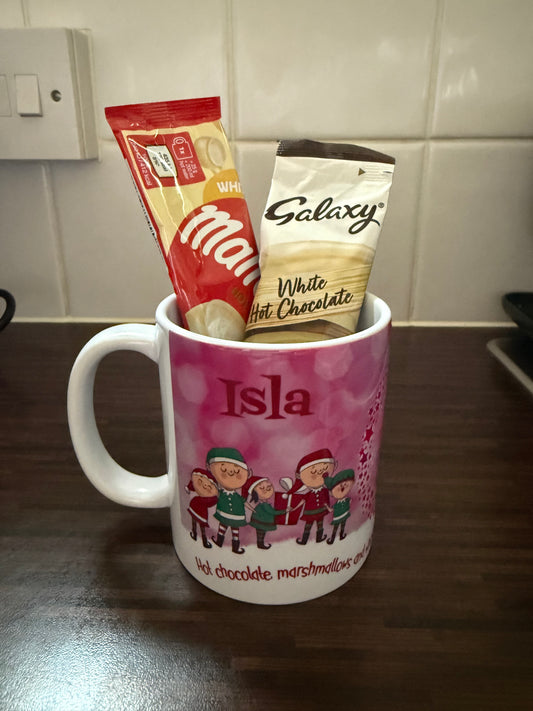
[225,0,237,144]
[407,0,446,322]
[425,0,446,140]
[20,0,30,26]
[42,162,71,318]
[11,316,513,328]
[205,137,533,146]
[216,136,533,149]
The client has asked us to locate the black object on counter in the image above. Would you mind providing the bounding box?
[487,292,533,396]
[0,289,16,332]
[502,292,533,340]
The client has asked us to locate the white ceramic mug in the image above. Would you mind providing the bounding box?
[68,293,390,605]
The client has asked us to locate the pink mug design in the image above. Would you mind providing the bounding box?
[68,293,390,604]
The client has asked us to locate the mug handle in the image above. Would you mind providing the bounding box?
[67,323,171,508]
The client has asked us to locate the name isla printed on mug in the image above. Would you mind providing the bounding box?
[219,374,313,419]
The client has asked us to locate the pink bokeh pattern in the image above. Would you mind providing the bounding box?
[169,327,389,547]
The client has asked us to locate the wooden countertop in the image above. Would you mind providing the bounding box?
[1,323,532,710]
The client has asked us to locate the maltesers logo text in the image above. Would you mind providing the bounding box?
[179,204,260,286]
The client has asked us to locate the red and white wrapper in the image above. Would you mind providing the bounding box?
[106,97,259,341]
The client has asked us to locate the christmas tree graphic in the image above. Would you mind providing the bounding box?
[356,374,386,519]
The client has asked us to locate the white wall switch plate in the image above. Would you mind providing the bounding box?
[0,28,98,160]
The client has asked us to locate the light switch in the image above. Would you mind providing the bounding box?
[15,74,42,116]
[0,28,98,159]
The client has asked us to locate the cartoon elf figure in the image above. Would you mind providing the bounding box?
[242,476,289,550]
[325,468,355,544]
[185,468,219,548]
[207,447,249,554]
[286,448,337,545]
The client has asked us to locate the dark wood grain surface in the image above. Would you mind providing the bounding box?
[1,323,532,711]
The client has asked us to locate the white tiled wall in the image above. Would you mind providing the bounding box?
[1,0,532,323]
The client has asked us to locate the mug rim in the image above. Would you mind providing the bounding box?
[156,292,391,351]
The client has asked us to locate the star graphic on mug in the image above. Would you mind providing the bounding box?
[364,427,374,442]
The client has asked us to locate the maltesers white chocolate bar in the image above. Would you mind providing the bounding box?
[106,97,259,341]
